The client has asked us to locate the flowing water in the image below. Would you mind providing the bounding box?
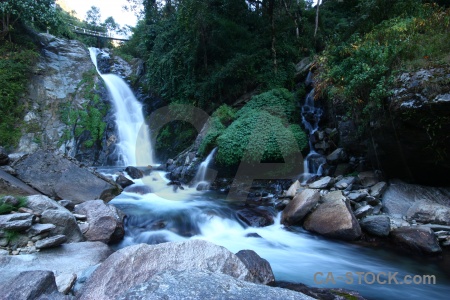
[99,168,450,300]
[191,147,218,187]
[89,48,154,166]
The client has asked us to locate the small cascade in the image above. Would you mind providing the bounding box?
[300,87,326,182]
[192,148,218,189]
[89,48,154,166]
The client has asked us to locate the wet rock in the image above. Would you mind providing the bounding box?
[285,180,301,198]
[40,209,84,243]
[117,270,314,300]
[79,240,262,300]
[308,176,332,189]
[35,235,67,249]
[273,281,367,300]
[125,166,144,179]
[0,146,9,165]
[0,270,64,300]
[360,215,391,237]
[321,190,345,203]
[347,190,369,202]
[124,185,152,195]
[13,150,121,204]
[236,249,275,285]
[406,203,450,225]
[0,213,34,231]
[237,208,275,227]
[304,198,361,241]
[369,181,387,198]
[354,205,374,219]
[390,218,411,230]
[281,189,320,225]
[326,148,348,164]
[115,174,134,189]
[335,176,355,189]
[74,200,125,243]
[390,227,441,255]
[55,273,77,295]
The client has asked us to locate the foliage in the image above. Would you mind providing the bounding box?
[211,104,236,126]
[155,121,197,161]
[0,195,27,215]
[198,117,226,157]
[0,40,38,147]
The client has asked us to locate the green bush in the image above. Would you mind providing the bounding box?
[0,196,27,215]
[211,104,236,126]
[215,109,307,166]
[198,117,226,157]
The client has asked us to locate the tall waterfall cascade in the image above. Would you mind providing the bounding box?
[89,48,154,166]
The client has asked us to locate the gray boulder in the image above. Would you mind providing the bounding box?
[35,235,67,249]
[360,215,391,237]
[281,189,320,225]
[369,181,387,198]
[235,249,275,285]
[79,240,263,300]
[304,199,361,241]
[13,150,121,204]
[0,213,34,231]
[354,205,374,219]
[390,226,441,255]
[117,270,314,300]
[236,207,274,227]
[308,176,332,189]
[406,202,450,225]
[74,200,125,243]
[40,209,84,243]
[326,148,347,164]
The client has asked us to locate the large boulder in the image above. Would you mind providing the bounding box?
[0,270,64,300]
[79,240,263,300]
[390,226,441,255]
[359,215,391,237]
[281,189,320,225]
[0,213,34,231]
[406,202,450,225]
[74,200,125,243]
[235,250,275,285]
[40,208,84,243]
[303,198,362,241]
[236,207,275,227]
[13,150,122,204]
[117,270,314,300]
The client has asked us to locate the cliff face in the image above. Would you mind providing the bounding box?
[370,66,450,185]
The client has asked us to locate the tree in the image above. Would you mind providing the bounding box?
[0,0,58,40]
[85,6,101,28]
[103,16,118,36]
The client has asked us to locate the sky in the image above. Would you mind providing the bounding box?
[58,0,140,28]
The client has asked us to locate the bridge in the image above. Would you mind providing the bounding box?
[70,25,130,41]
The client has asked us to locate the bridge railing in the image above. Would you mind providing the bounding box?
[70,24,111,38]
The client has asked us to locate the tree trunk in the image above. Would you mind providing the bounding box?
[314,0,321,38]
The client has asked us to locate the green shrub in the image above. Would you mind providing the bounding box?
[0,196,27,215]
[211,104,236,126]
[198,117,226,156]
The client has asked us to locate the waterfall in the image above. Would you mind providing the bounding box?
[192,147,217,187]
[300,86,326,182]
[88,48,154,166]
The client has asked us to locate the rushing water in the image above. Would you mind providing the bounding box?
[191,147,218,188]
[101,168,450,300]
[88,48,154,166]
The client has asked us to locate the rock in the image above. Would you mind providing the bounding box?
[406,203,450,225]
[0,146,9,165]
[35,235,67,249]
[40,209,84,243]
[0,170,40,196]
[13,150,121,204]
[116,174,134,189]
[308,176,332,189]
[285,180,301,198]
[326,148,347,164]
[354,205,374,219]
[304,198,362,241]
[0,241,112,287]
[360,215,391,237]
[347,190,369,202]
[390,227,442,255]
[27,223,56,237]
[124,184,152,195]
[79,240,262,300]
[335,176,355,189]
[390,218,411,230]
[55,273,77,295]
[369,181,387,198]
[236,208,275,227]
[273,281,367,300]
[357,171,379,187]
[321,190,345,203]
[333,163,351,177]
[235,250,275,285]
[0,270,63,300]
[1,195,19,206]
[281,189,320,225]
[125,166,144,179]
[117,270,314,300]
[57,200,75,211]
[26,195,67,214]
[0,213,34,231]
[74,200,125,243]
[338,121,358,151]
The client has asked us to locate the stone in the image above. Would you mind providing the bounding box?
[360,215,391,237]
[285,180,301,198]
[335,176,356,189]
[0,213,34,231]
[26,195,67,214]
[333,163,351,177]
[235,249,275,285]
[117,270,314,300]
[74,200,125,243]
[115,174,134,189]
[347,190,369,202]
[369,181,387,198]
[0,270,63,300]
[124,184,152,195]
[40,209,84,243]
[326,148,347,164]
[79,240,262,300]
[35,235,67,249]
[304,198,361,241]
[57,200,75,211]
[308,176,332,189]
[1,195,19,206]
[354,205,374,219]
[13,149,121,204]
[321,190,345,203]
[55,273,77,294]
[390,227,442,255]
[390,218,411,230]
[0,146,9,165]
[357,171,379,187]
[236,208,275,227]
[281,189,320,225]
[27,223,56,237]
[125,166,144,179]
[338,121,358,150]
[406,203,450,225]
